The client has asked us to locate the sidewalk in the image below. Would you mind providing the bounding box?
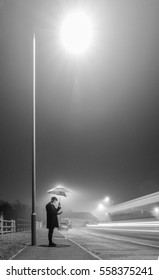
[12,229,98,260]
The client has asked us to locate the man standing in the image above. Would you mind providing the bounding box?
[46,197,62,247]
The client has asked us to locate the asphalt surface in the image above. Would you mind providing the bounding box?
[12,221,159,260]
[12,228,98,260]
[85,221,159,248]
[62,225,159,260]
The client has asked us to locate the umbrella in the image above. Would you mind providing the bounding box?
[47,189,67,197]
[47,185,72,201]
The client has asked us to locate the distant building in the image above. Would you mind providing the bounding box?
[59,212,98,227]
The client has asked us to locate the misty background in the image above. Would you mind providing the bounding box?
[1,0,159,217]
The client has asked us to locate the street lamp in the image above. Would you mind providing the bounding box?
[153,207,159,217]
[31,34,36,246]
[60,11,93,55]
[31,10,93,246]
[104,196,110,203]
[104,196,113,206]
[98,203,105,211]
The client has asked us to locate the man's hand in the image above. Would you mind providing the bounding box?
[58,202,61,207]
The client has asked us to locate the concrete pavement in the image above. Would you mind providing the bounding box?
[12,228,98,260]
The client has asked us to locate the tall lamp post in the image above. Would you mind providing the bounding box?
[30,10,93,246]
[31,34,36,246]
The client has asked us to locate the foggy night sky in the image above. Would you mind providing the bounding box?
[1,0,159,212]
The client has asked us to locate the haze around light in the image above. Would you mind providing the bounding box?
[60,11,93,55]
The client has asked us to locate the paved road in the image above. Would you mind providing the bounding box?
[86,220,159,248]
[62,225,159,260]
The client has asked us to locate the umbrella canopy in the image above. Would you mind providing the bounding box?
[47,185,72,198]
[47,189,67,197]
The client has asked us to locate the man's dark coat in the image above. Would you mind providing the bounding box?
[46,202,61,228]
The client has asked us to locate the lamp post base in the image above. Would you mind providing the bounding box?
[31,213,36,246]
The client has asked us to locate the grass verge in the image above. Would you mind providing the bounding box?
[0,231,31,260]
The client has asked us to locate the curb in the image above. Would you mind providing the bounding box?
[10,242,31,260]
[65,236,101,260]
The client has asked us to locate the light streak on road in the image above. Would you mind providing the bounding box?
[82,229,159,250]
[88,228,159,233]
[87,220,159,233]
[107,191,159,214]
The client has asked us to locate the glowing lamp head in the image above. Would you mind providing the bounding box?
[98,204,104,211]
[104,196,110,203]
[153,207,159,216]
[61,11,93,55]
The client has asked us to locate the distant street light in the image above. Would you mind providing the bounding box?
[104,196,113,206]
[104,196,110,203]
[153,207,159,216]
[98,203,105,211]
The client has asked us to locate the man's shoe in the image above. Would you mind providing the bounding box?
[48,243,56,247]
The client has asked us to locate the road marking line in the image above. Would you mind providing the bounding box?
[82,230,159,249]
[57,231,67,239]
[67,237,101,260]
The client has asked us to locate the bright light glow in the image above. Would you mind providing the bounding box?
[104,196,110,203]
[153,207,159,215]
[60,11,93,55]
[56,185,64,189]
[98,204,105,211]
[87,221,159,233]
